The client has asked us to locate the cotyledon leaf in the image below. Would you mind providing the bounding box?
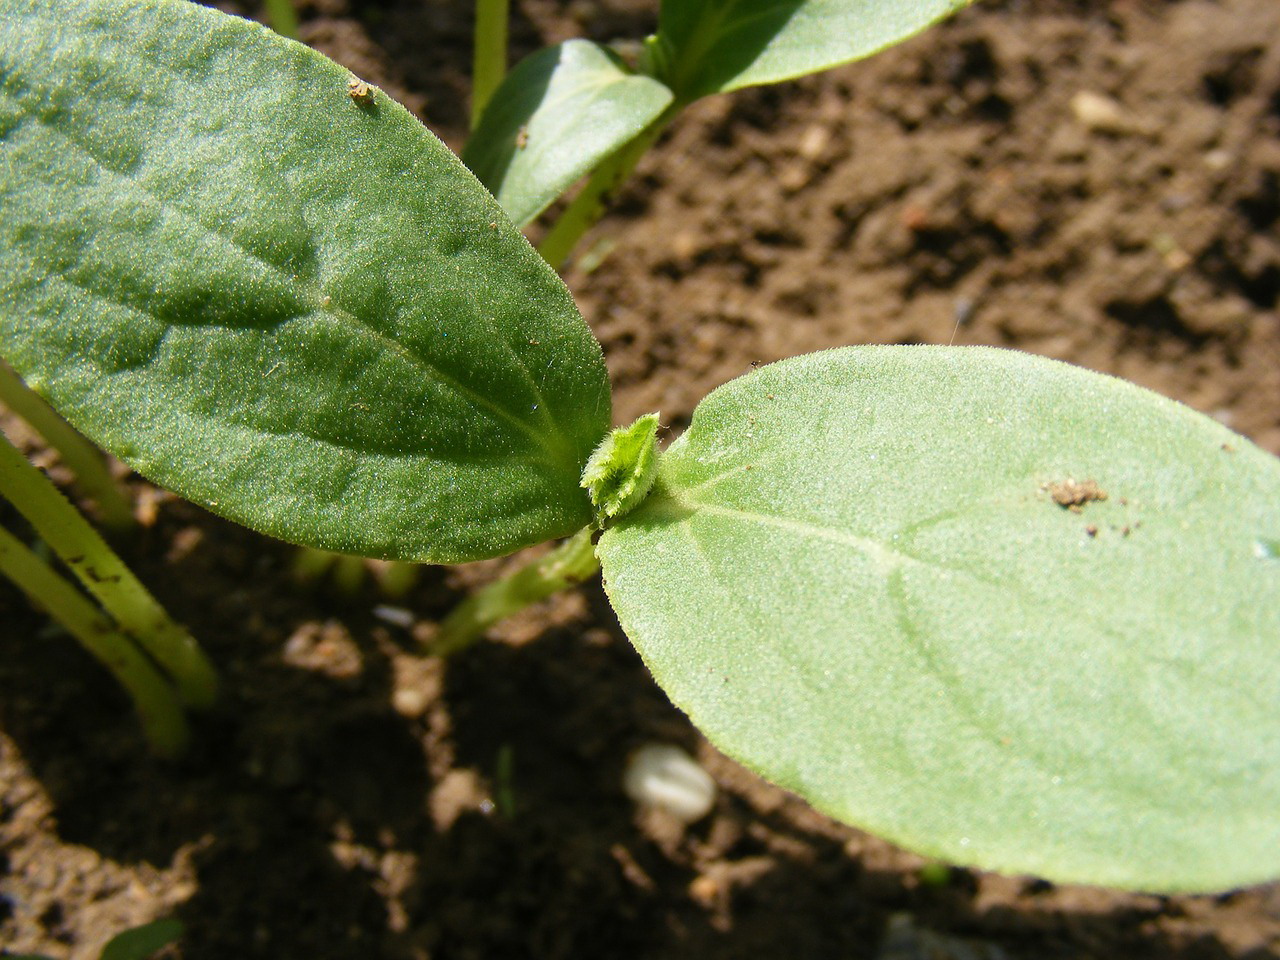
[463,40,674,228]
[0,0,611,562]
[654,0,974,100]
[598,346,1280,892]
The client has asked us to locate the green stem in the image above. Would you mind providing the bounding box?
[0,523,189,756]
[495,743,517,818]
[332,553,367,596]
[262,0,299,39]
[0,434,217,708]
[431,527,599,656]
[372,559,419,599]
[470,0,510,131]
[293,545,338,583]
[0,362,135,532]
[537,104,681,271]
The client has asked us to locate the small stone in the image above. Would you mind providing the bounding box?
[1203,149,1233,170]
[372,604,414,629]
[623,743,717,824]
[391,685,430,718]
[1069,90,1131,134]
[798,124,829,159]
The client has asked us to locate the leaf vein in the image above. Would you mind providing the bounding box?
[15,100,566,464]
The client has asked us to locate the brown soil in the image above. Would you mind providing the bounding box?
[3,0,1280,957]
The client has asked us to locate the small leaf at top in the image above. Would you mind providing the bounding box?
[0,0,611,562]
[581,412,661,524]
[654,0,974,100]
[598,346,1280,892]
[463,40,674,227]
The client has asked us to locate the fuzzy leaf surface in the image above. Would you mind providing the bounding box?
[0,0,610,562]
[599,346,1280,892]
[464,40,673,227]
[655,0,972,99]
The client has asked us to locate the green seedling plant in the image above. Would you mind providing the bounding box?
[1,0,1278,895]
[1,362,217,756]
[0,426,217,755]
[2,340,215,756]
[463,0,973,266]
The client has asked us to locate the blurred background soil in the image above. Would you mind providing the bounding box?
[2,0,1279,957]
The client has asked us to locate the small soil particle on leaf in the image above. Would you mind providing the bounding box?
[1044,478,1108,511]
[347,76,373,104]
[515,125,529,149]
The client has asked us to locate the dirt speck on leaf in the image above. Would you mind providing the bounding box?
[1045,478,1109,511]
[346,75,373,104]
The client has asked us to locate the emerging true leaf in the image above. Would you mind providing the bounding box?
[581,412,661,524]
[463,40,674,227]
[0,0,611,562]
[653,0,974,100]
[598,346,1280,892]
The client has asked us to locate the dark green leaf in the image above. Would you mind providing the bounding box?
[0,0,610,562]
[463,40,674,227]
[599,346,1280,892]
[655,0,973,99]
[101,918,184,960]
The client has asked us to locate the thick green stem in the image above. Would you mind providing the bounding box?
[537,104,681,271]
[0,524,189,756]
[470,0,510,131]
[0,362,134,531]
[0,434,217,708]
[431,527,599,656]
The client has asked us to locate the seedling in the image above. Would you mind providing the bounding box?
[0,429,217,755]
[0,359,205,753]
[1,359,218,755]
[463,0,974,265]
[1,0,1277,894]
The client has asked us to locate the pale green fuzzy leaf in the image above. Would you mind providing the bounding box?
[599,346,1280,892]
[655,0,973,99]
[464,40,674,227]
[0,0,610,562]
[581,411,660,523]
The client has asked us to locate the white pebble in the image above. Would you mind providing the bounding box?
[1070,90,1131,134]
[623,743,717,824]
[372,604,415,629]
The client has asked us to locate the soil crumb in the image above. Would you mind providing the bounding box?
[1045,478,1109,511]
